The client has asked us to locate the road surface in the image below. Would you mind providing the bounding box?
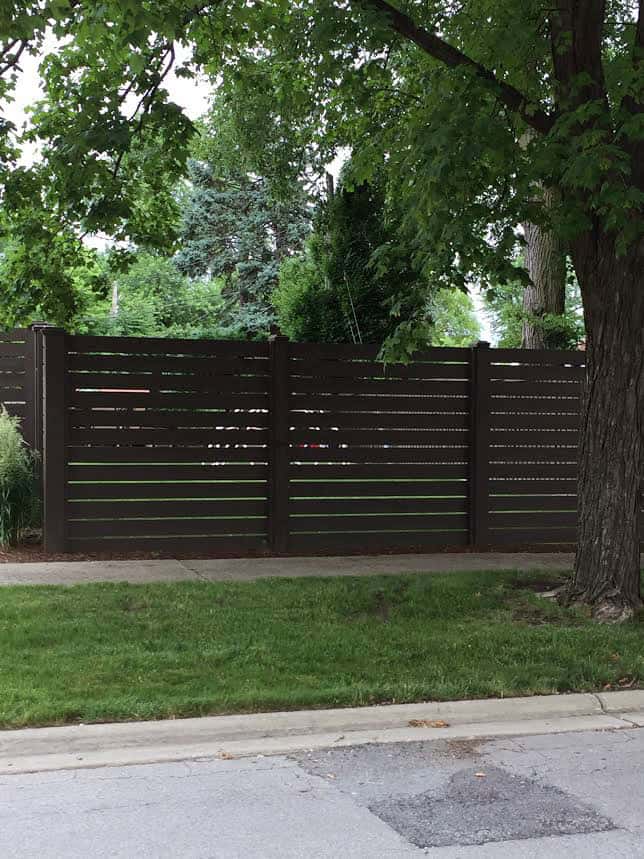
[2,727,642,857]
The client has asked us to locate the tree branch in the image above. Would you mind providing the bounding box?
[0,39,27,78]
[357,0,556,134]
[112,43,177,178]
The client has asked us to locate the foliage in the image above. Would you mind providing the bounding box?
[273,164,427,347]
[0,409,37,546]
[174,102,311,338]
[485,275,585,349]
[274,166,480,349]
[76,252,226,339]
[428,288,481,347]
[273,235,343,342]
[1,2,640,346]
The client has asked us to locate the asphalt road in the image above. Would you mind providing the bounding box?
[2,727,642,858]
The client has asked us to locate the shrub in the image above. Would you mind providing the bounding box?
[0,409,38,546]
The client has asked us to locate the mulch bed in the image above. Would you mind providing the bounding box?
[0,541,575,564]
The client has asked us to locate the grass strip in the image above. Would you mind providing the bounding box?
[0,569,641,728]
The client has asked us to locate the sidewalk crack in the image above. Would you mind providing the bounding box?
[176,559,209,582]
[591,693,608,714]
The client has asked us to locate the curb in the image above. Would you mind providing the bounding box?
[1,690,642,776]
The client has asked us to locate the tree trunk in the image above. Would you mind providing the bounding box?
[521,187,567,349]
[568,231,644,621]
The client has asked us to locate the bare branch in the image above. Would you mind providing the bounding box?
[356,0,556,134]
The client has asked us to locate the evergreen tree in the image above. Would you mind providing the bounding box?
[274,166,425,347]
[175,104,311,338]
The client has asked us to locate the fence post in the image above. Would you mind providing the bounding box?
[26,322,54,457]
[268,328,290,553]
[41,327,67,553]
[22,329,37,453]
[470,341,491,549]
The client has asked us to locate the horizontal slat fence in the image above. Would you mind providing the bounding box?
[0,328,35,447]
[287,342,470,553]
[37,330,643,555]
[484,348,585,546]
[50,334,271,554]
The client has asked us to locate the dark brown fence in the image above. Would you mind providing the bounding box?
[33,329,643,555]
[0,327,39,451]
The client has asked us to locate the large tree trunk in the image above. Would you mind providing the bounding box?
[521,187,567,349]
[568,231,644,621]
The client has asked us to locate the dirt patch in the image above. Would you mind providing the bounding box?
[444,739,485,760]
[509,576,567,594]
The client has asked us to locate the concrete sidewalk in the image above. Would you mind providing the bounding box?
[0,551,577,585]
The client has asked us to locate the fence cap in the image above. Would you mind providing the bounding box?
[476,340,491,349]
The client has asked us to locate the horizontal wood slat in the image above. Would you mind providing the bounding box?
[289,359,469,380]
[289,480,468,497]
[489,495,577,511]
[489,479,578,494]
[488,364,584,381]
[290,377,469,396]
[68,517,268,538]
[68,428,269,446]
[68,464,268,482]
[489,447,579,463]
[288,532,469,551]
[68,499,268,518]
[288,342,470,361]
[488,413,580,429]
[66,535,267,553]
[490,380,582,397]
[290,447,469,463]
[490,348,584,365]
[489,463,579,478]
[68,481,268,500]
[289,513,469,532]
[489,511,577,527]
[290,429,469,445]
[68,354,270,375]
[69,392,270,410]
[67,445,269,463]
[68,409,269,429]
[290,497,467,515]
[486,529,577,545]
[288,411,470,429]
[289,464,469,480]
[67,334,269,356]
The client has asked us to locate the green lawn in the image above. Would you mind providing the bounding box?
[0,570,642,728]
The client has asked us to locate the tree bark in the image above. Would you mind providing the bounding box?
[521,188,567,349]
[568,231,644,620]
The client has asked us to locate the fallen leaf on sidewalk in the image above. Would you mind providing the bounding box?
[217,751,236,760]
[408,719,450,728]
[474,772,486,778]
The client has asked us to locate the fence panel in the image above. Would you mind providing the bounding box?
[486,349,585,546]
[61,334,271,554]
[287,343,471,552]
[0,328,31,439]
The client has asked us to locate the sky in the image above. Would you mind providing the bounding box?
[8,44,493,341]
